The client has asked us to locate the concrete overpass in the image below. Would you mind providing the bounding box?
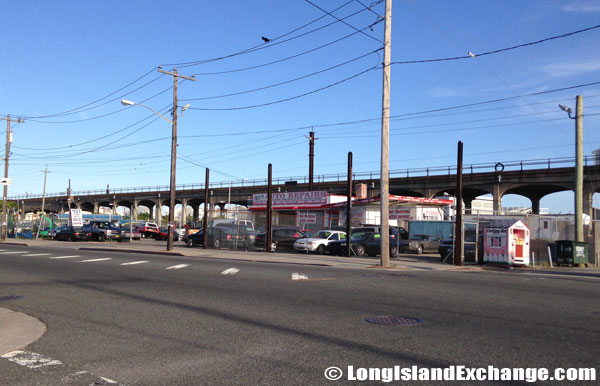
[11,157,600,228]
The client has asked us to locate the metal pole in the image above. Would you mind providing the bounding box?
[228,181,231,212]
[575,95,583,242]
[35,166,48,239]
[266,164,273,253]
[1,116,13,241]
[308,131,315,191]
[203,168,209,249]
[379,0,392,267]
[346,152,353,257]
[454,141,463,266]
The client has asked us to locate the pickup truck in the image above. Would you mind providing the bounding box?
[400,234,441,254]
[137,222,159,239]
[83,221,123,242]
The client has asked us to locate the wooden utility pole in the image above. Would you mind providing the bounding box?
[379,0,392,267]
[35,166,48,239]
[266,164,273,253]
[575,95,583,242]
[307,130,317,191]
[157,67,195,251]
[1,115,23,241]
[454,141,463,266]
[346,152,353,257]
[203,168,209,249]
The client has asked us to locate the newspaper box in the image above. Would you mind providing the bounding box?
[483,220,530,266]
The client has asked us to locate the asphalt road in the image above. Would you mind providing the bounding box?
[0,243,598,385]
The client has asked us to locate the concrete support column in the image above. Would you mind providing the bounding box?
[192,205,200,222]
[180,198,187,228]
[492,184,502,215]
[93,201,99,214]
[112,200,118,215]
[155,199,162,227]
[531,198,540,215]
[132,200,138,221]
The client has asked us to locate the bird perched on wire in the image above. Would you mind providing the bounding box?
[261,36,271,42]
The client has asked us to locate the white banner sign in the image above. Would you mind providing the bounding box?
[296,212,317,225]
[69,209,84,227]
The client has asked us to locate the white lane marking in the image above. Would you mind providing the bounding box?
[221,267,240,275]
[78,258,113,263]
[100,377,118,384]
[292,272,309,281]
[1,350,63,369]
[166,264,189,270]
[23,253,50,257]
[0,251,28,254]
[120,260,149,266]
[518,272,600,280]
[50,255,80,259]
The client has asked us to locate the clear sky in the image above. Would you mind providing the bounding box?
[2,0,600,213]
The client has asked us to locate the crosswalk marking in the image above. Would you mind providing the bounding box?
[120,261,149,266]
[78,258,112,263]
[166,264,189,270]
[50,255,80,259]
[23,253,50,257]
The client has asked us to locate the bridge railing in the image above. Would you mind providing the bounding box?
[9,155,592,200]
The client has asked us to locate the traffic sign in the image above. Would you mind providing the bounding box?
[0,178,12,186]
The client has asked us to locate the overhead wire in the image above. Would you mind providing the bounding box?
[182,48,381,101]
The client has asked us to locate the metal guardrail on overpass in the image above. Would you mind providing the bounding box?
[9,155,595,200]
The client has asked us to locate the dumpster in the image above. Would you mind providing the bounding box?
[556,240,588,265]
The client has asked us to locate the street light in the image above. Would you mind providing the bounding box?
[558,96,584,243]
[121,98,190,251]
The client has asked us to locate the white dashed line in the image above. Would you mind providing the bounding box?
[78,258,113,263]
[166,264,189,270]
[120,260,149,266]
[50,255,80,259]
[0,251,28,254]
[292,272,309,281]
[23,253,50,257]
[99,377,118,384]
[221,268,240,275]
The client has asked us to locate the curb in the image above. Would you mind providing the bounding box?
[0,242,29,247]
[78,247,184,256]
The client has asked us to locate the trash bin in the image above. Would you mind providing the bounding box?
[556,240,588,265]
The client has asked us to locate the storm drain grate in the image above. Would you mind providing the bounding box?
[365,316,423,326]
[0,295,24,302]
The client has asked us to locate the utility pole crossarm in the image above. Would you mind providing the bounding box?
[158,67,197,82]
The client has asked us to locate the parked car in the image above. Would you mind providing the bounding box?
[327,231,399,258]
[48,225,68,239]
[400,234,441,254]
[156,227,180,241]
[186,225,242,249]
[438,234,482,263]
[54,226,94,241]
[352,225,408,240]
[137,222,159,238]
[120,222,142,240]
[293,230,346,255]
[254,227,308,252]
[83,221,122,242]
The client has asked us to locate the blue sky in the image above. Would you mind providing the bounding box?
[2,0,600,213]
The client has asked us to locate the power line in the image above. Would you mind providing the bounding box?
[304,0,383,43]
[182,49,381,101]
[189,65,378,111]
[27,67,159,119]
[390,24,600,65]
[162,2,382,68]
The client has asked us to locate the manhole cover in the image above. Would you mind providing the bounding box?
[0,295,24,302]
[365,316,423,326]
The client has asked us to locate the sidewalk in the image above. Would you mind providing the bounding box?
[0,308,46,356]
[8,238,479,271]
